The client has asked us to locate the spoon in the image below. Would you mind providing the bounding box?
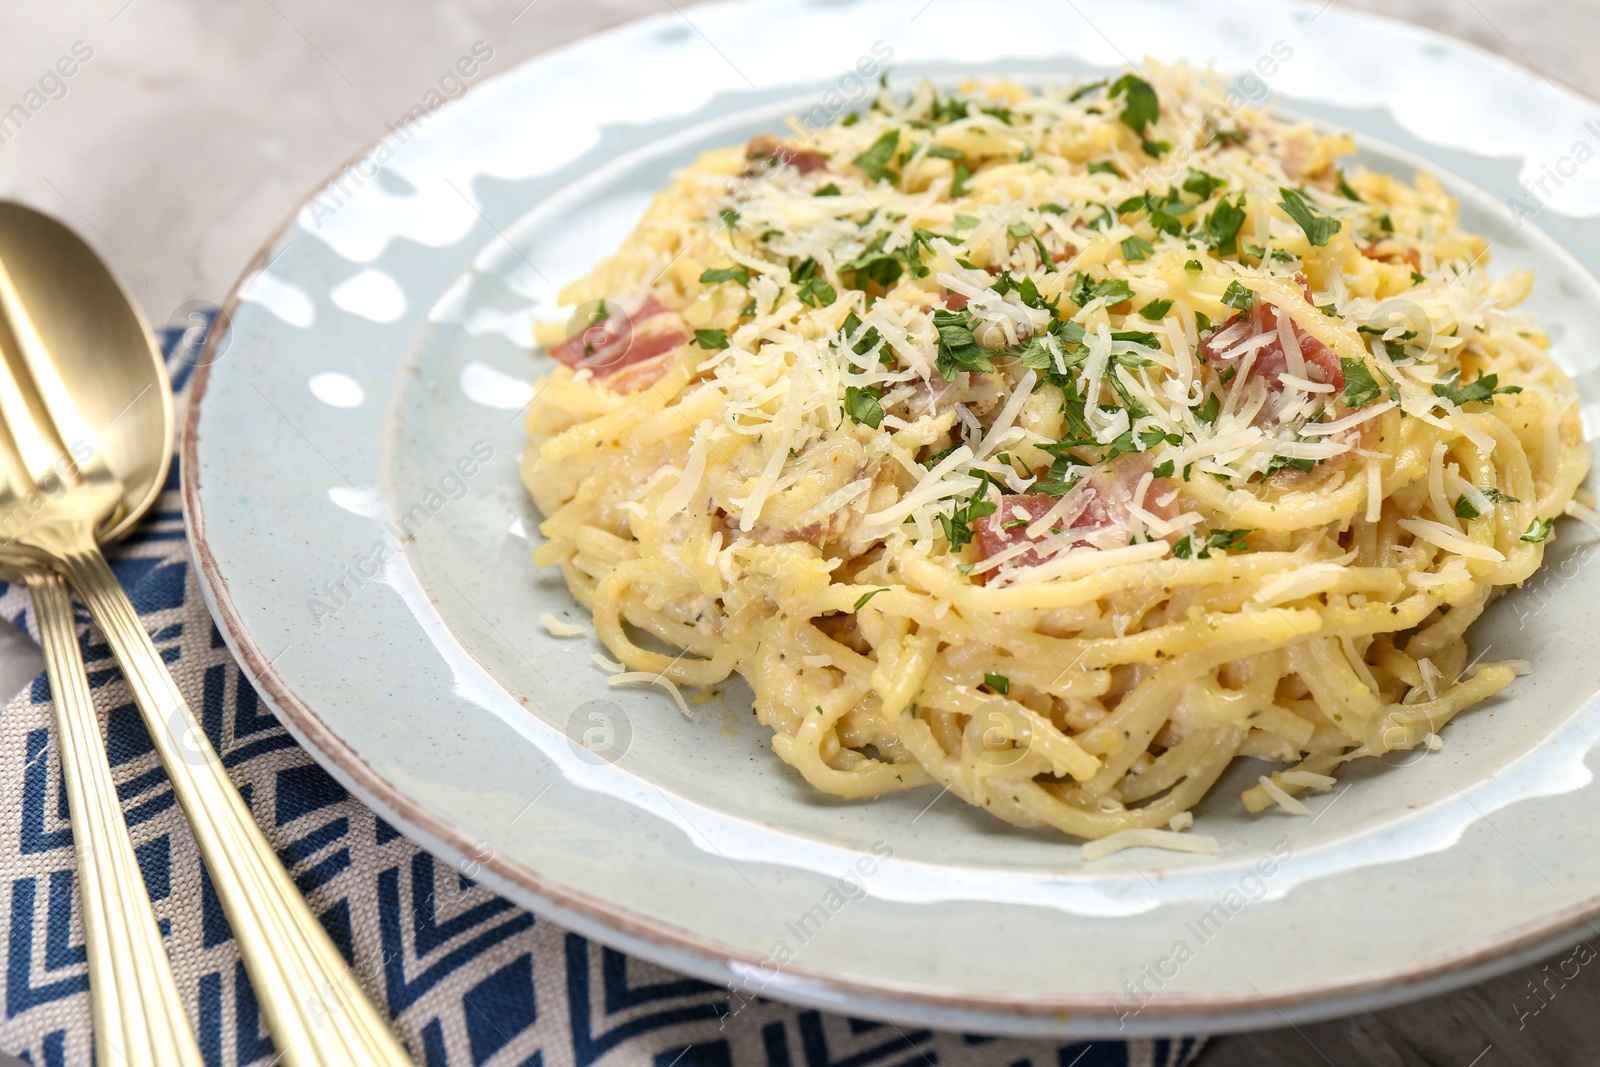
[0,201,414,1066]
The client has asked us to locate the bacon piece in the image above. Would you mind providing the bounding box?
[1360,240,1422,270]
[944,291,969,311]
[745,134,829,175]
[975,457,1177,570]
[1200,285,1342,425]
[1280,136,1313,183]
[601,352,676,393]
[547,295,687,393]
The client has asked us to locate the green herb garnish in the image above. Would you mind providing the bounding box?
[1278,187,1342,247]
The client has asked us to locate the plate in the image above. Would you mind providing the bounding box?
[184,0,1600,1037]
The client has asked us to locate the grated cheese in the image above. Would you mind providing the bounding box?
[608,671,695,719]
[540,612,587,638]
[1082,828,1219,861]
[1398,517,1506,562]
[1257,775,1311,816]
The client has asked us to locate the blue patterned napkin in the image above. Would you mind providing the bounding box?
[0,320,1205,1067]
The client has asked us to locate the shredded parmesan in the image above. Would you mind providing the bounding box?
[607,671,695,719]
[1257,775,1311,816]
[1280,770,1337,792]
[1398,518,1506,562]
[540,612,587,638]
[1082,828,1219,861]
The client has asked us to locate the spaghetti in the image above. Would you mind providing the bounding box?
[521,65,1590,841]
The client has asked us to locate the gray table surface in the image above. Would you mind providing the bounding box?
[2,1,1596,1063]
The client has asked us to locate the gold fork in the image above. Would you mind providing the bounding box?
[0,382,204,1065]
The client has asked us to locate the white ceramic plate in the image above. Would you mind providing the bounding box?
[185,0,1600,1038]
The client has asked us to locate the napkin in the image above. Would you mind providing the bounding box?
[0,318,1205,1067]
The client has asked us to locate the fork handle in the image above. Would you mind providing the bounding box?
[27,569,205,1067]
[56,542,416,1067]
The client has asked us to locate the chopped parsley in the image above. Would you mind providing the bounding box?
[844,385,886,429]
[1069,79,1108,102]
[1034,465,1081,498]
[1139,298,1174,321]
[1357,324,1418,362]
[1456,489,1516,521]
[1204,194,1247,257]
[1173,528,1252,559]
[843,233,912,289]
[1195,393,1221,424]
[852,129,901,183]
[1111,330,1160,350]
[1109,73,1167,155]
[1152,459,1175,478]
[1335,171,1363,202]
[1183,169,1227,200]
[1266,454,1315,475]
[1340,357,1382,408]
[840,311,884,359]
[1221,281,1255,312]
[1522,518,1555,543]
[699,266,750,286]
[814,182,842,196]
[1278,187,1343,247]
[932,307,997,379]
[796,275,837,307]
[983,672,1011,695]
[1432,367,1521,407]
[1121,235,1155,261]
[952,162,973,197]
[693,329,728,350]
[938,473,998,549]
[1087,160,1123,177]
[1069,273,1135,307]
[852,588,891,611]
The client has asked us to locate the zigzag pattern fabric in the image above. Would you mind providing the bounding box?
[0,323,1205,1067]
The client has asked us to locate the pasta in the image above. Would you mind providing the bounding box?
[520,64,1590,842]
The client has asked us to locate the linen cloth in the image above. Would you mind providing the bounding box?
[0,320,1205,1067]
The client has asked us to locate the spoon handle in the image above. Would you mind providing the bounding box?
[56,541,416,1067]
[26,568,206,1067]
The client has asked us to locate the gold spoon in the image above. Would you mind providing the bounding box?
[0,201,414,1066]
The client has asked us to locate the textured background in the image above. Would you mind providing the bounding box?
[0,0,1596,1063]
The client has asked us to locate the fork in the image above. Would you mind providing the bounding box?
[0,409,204,1064]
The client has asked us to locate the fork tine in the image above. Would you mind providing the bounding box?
[0,355,60,549]
[0,319,63,491]
[0,254,99,482]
